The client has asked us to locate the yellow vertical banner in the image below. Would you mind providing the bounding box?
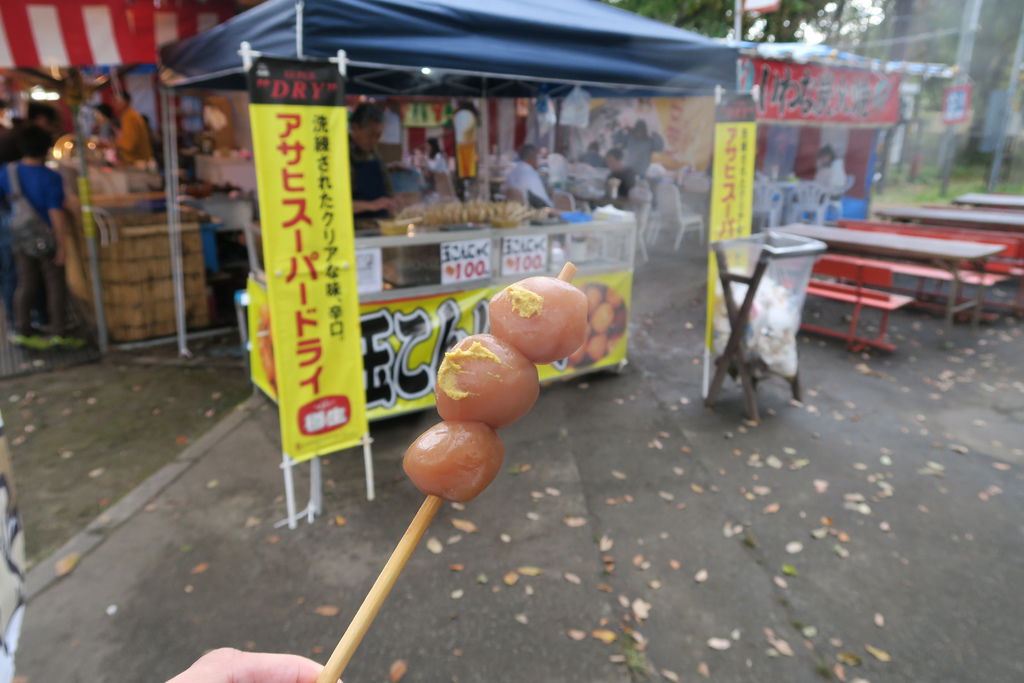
[248,57,367,462]
[704,95,758,378]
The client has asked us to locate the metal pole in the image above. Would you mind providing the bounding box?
[939,0,983,195]
[71,100,109,352]
[161,89,190,357]
[734,0,742,42]
[987,8,1024,191]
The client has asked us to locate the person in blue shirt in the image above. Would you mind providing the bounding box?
[0,126,82,349]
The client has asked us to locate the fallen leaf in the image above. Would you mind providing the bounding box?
[782,564,798,576]
[707,637,731,651]
[658,491,675,501]
[766,455,783,469]
[773,576,788,589]
[611,470,627,480]
[426,537,443,554]
[55,552,81,577]
[660,669,681,682]
[450,589,464,600]
[451,519,478,533]
[190,563,210,575]
[476,573,488,584]
[517,566,543,576]
[632,598,651,621]
[563,516,587,527]
[567,629,587,640]
[389,659,408,682]
[648,438,664,450]
[763,502,780,514]
[599,535,614,551]
[333,516,346,526]
[694,569,708,583]
[865,644,891,662]
[563,572,581,584]
[503,571,519,586]
[814,479,829,493]
[785,541,804,554]
[764,628,794,656]
[314,605,340,617]
[245,516,261,528]
[596,583,613,592]
[697,661,710,678]
[175,435,189,445]
[837,652,862,666]
[834,544,850,559]
[874,613,885,628]
[690,483,704,494]
[265,535,279,544]
[449,563,464,571]
[88,467,105,479]
[591,629,617,644]
[206,479,219,489]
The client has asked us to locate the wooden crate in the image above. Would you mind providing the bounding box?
[100,217,210,342]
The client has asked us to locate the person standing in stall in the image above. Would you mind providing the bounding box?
[348,103,396,228]
[114,92,153,166]
[0,126,84,349]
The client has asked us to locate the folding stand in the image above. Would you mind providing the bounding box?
[275,434,376,530]
[704,250,772,423]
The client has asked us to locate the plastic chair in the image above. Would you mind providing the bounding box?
[651,182,704,250]
[627,185,653,262]
[553,190,575,212]
[505,186,527,205]
[753,181,784,230]
[788,182,829,225]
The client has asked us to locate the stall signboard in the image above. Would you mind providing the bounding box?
[704,93,757,394]
[359,270,632,421]
[501,235,548,277]
[738,57,901,126]
[942,85,973,125]
[248,57,368,462]
[402,101,453,128]
[441,238,491,284]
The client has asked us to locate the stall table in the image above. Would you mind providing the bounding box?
[953,193,1024,211]
[875,206,1024,234]
[777,224,1002,342]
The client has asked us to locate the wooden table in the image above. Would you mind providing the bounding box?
[874,205,1024,234]
[777,224,1003,342]
[953,193,1024,211]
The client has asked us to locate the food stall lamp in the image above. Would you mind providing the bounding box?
[30,88,60,101]
[420,67,432,75]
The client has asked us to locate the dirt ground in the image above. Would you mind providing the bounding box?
[1,343,250,566]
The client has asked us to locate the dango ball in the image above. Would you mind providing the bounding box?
[435,334,539,429]
[489,277,588,364]
[403,421,505,502]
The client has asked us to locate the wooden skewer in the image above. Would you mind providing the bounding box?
[315,494,443,683]
[317,264,578,682]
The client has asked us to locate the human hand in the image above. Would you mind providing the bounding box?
[372,196,397,212]
[166,647,327,683]
[53,246,66,267]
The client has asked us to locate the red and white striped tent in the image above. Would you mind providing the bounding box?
[0,0,234,68]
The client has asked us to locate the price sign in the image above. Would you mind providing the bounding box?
[440,238,491,284]
[355,248,383,294]
[501,234,548,277]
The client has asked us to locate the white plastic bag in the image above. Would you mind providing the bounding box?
[560,86,591,128]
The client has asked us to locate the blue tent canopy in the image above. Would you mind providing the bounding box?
[159,0,738,96]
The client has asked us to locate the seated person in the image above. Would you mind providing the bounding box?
[579,141,605,168]
[814,145,847,197]
[604,148,636,199]
[505,143,553,208]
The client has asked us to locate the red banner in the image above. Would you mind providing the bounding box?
[739,58,901,126]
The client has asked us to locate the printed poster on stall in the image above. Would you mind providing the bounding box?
[359,271,632,421]
[704,93,757,396]
[248,57,367,462]
[247,277,277,401]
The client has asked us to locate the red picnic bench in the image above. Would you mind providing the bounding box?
[841,219,1024,314]
[804,254,914,351]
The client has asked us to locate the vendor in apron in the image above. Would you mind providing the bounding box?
[349,103,395,229]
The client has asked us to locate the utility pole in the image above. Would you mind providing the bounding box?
[734,0,743,42]
[876,0,915,194]
[939,0,983,196]
[987,8,1024,192]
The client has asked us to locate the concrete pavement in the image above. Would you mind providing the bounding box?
[17,242,1024,682]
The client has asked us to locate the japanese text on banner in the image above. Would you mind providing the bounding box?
[705,95,757,351]
[248,57,367,462]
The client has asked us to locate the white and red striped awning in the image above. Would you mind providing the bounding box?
[0,1,234,68]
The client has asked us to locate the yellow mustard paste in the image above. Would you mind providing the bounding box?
[437,341,503,400]
[506,284,544,318]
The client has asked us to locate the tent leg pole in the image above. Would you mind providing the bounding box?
[72,101,108,352]
[162,89,190,358]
